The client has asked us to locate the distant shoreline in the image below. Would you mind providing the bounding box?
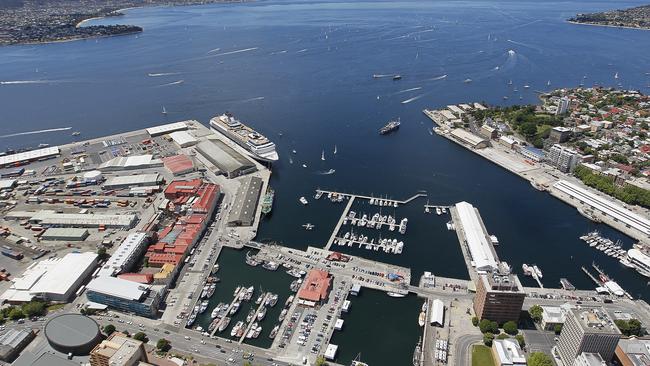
[567,20,650,31]
[11,29,142,47]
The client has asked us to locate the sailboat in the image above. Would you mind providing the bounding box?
[321,150,325,161]
[334,145,337,155]
[289,157,293,164]
[162,106,167,115]
[547,80,551,86]
[614,72,619,79]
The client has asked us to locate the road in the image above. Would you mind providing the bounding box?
[453,334,482,366]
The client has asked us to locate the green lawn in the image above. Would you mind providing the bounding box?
[472,345,495,366]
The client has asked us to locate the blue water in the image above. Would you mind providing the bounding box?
[1,0,649,307]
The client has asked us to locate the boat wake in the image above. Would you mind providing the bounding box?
[394,86,422,94]
[212,47,259,56]
[296,48,308,53]
[317,169,336,175]
[401,94,425,104]
[507,39,542,52]
[0,80,62,85]
[206,47,221,54]
[270,50,288,55]
[157,80,184,87]
[147,72,180,77]
[425,74,447,81]
[0,127,71,138]
[237,96,265,103]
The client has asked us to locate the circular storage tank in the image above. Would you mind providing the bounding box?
[44,314,101,355]
[83,170,103,181]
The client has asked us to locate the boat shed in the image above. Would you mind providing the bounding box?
[324,344,338,361]
[430,299,445,327]
[334,319,344,330]
[196,139,256,179]
[341,300,351,313]
[554,180,650,236]
[227,176,262,226]
[454,201,498,271]
[146,121,189,136]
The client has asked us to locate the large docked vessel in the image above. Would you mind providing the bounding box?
[209,112,279,162]
[261,187,274,215]
[379,118,400,135]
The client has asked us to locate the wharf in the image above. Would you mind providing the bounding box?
[448,206,479,283]
[324,196,355,250]
[315,189,426,205]
[239,292,270,344]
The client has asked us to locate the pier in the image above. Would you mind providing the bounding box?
[331,236,404,254]
[324,196,355,250]
[314,189,426,205]
[239,292,270,344]
[210,288,244,338]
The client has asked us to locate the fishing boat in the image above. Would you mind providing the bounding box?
[269,324,280,339]
[261,188,274,215]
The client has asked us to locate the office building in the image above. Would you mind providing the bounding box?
[557,307,621,363]
[473,267,525,323]
[550,126,572,143]
[573,352,606,366]
[97,233,149,277]
[90,332,147,366]
[86,276,161,318]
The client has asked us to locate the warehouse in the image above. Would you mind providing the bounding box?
[1,252,98,303]
[86,276,161,318]
[169,131,197,147]
[196,139,256,178]
[27,210,137,229]
[454,201,499,271]
[449,129,489,149]
[162,154,195,176]
[145,121,189,136]
[0,329,35,362]
[104,173,162,189]
[0,146,59,168]
[227,176,262,226]
[98,155,163,171]
[553,180,650,236]
[41,228,89,241]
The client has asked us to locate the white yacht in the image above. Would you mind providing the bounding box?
[210,113,279,162]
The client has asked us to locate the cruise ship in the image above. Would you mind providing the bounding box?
[209,113,279,162]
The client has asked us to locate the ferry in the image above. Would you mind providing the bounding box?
[380,118,400,135]
[209,112,279,162]
[261,188,274,215]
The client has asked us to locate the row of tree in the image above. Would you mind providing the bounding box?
[574,165,650,208]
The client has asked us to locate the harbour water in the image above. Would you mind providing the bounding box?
[1,0,649,304]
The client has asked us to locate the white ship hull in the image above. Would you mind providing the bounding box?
[210,116,279,163]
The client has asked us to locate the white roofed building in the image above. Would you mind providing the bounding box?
[492,338,527,366]
[169,131,197,147]
[146,121,190,136]
[98,155,163,172]
[97,233,149,277]
[430,299,445,327]
[454,201,498,271]
[1,252,98,303]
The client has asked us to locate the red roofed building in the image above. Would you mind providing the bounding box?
[117,273,153,284]
[298,270,332,305]
[162,155,195,176]
[164,179,203,199]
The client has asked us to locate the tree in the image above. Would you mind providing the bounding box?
[479,319,498,334]
[520,122,538,138]
[503,321,518,335]
[515,334,526,348]
[471,316,479,326]
[497,333,510,339]
[133,332,148,342]
[615,319,644,336]
[483,333,494,347]
[103,324,116,336]
[21,301,46,317]
[528,352,554,366]
[529,305,543,323]
[553,324,563,335]
[8,308,25,320]
[156,338,171,352]
[315,356,328,366]
[97,246,109,260]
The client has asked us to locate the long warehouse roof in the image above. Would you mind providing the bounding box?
[554,180,650,235]
[455,201,498,271]
[86,276,149,301]
[0,146,59,166]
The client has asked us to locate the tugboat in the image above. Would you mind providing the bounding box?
[261,187,274,215]
[379,118,401,135]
